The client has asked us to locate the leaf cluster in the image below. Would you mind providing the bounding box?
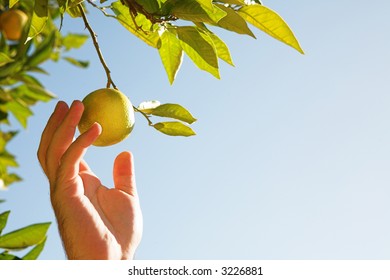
[29,0,303,85]
[137,101,197,136]
[0,210,50,260]
[98,0,303,84]
[0,0,89,189]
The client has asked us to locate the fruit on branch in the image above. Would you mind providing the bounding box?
[78,88,135,147]
[0,9,28,41]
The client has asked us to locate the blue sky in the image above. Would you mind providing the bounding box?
[1,0,390,259]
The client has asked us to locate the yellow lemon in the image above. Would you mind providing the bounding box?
[78,88,135,147]
[0,10,28,41]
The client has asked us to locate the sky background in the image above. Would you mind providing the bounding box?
[1,0,390,259]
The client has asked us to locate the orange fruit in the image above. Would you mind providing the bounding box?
[0,10,28,41]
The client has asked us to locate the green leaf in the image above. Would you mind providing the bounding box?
[63,56,90,68]
[217,0,245,5]
[9,0,19,8]
[214,4,255,38]
[24,84,55,102]
[0,211,10,235]
[158,28,183,84]
[135,0,160,14]
[0,131,18,152]
[27,0,49,41]
[0,60,24,80]
[0,222,50,250]
[153,121,196,136]
[58,0,69,14]
[238,5,304,54]
[26,31,56,67]
[0,151,19,168]
[207,32,234,66]
[195,23,234,66]
[23,237,47,260]
[0,200,5,204]
[137,100,161,114]
[170,0,220,24]
[194,0,226,23]
[111,1,160,48]
[0,252,21,260]
[149,103,197,124]
[61,33,89,51]
[14,74,43,87]
[67,5,83,18]
[2,173,22,187]
[4,99,33,128]
[177,26,219,78]
[0,53,14,67]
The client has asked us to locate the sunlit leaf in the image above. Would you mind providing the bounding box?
[0,151,19,168]
[134,0,160,14]
[0,60,24,80]
[67,5,83,18]
[0,53,14,67]
[2,173,22,187]
[9,0,19,8]
[177,26,219,78]
[0,252,21,260]
[111,1,160,48]
[207,32,234,66]
[0,222,50,250]
[238,5,304,54]
[217,0,245,5]
[14,74,43,87]
[23,237,47,260]
[27,0,49,41]
[26,29,56,67]
[0,131,18,152]
[62,33,89,50]
[170,0,214,24]
[194,0,226,23]
[0,211,10,235]
[154,121,196,136]
[195,23,234,66]
[4,99,33,128]
[214,4,255,37]
[63,57,90,68]
[149,103,197,124]
[138,100,161,114]
[158,28,183,84]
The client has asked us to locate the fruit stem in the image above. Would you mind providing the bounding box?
[78,4,118,89]
[133,106,154,126]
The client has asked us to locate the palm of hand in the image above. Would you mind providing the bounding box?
[52,160,142,260]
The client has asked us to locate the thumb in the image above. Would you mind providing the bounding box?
[113,151,137,197]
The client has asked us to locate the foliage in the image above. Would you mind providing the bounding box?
[0,210,50,260]
[0,0,303,259]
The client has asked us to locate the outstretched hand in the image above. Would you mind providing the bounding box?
[37,100,142,260]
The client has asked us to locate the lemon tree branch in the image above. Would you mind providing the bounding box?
[78,4,117,89]
[133,106,154,126]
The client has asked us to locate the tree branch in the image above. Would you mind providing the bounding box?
[133,106,154,126]
[78,4,117,89]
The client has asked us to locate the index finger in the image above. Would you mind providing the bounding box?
[37,101,69,174]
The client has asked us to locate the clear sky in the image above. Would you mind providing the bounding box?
[1,0,390,259]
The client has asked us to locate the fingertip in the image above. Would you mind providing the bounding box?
[55,100,68,109]
[82,122,102,144]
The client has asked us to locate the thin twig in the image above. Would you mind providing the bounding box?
[78,4,117,89]
[133,106,154,126]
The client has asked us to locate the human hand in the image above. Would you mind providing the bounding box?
[37,100,142,259]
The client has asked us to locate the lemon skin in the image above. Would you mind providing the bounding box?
[78,88,135,147]
[0,10,28,41]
